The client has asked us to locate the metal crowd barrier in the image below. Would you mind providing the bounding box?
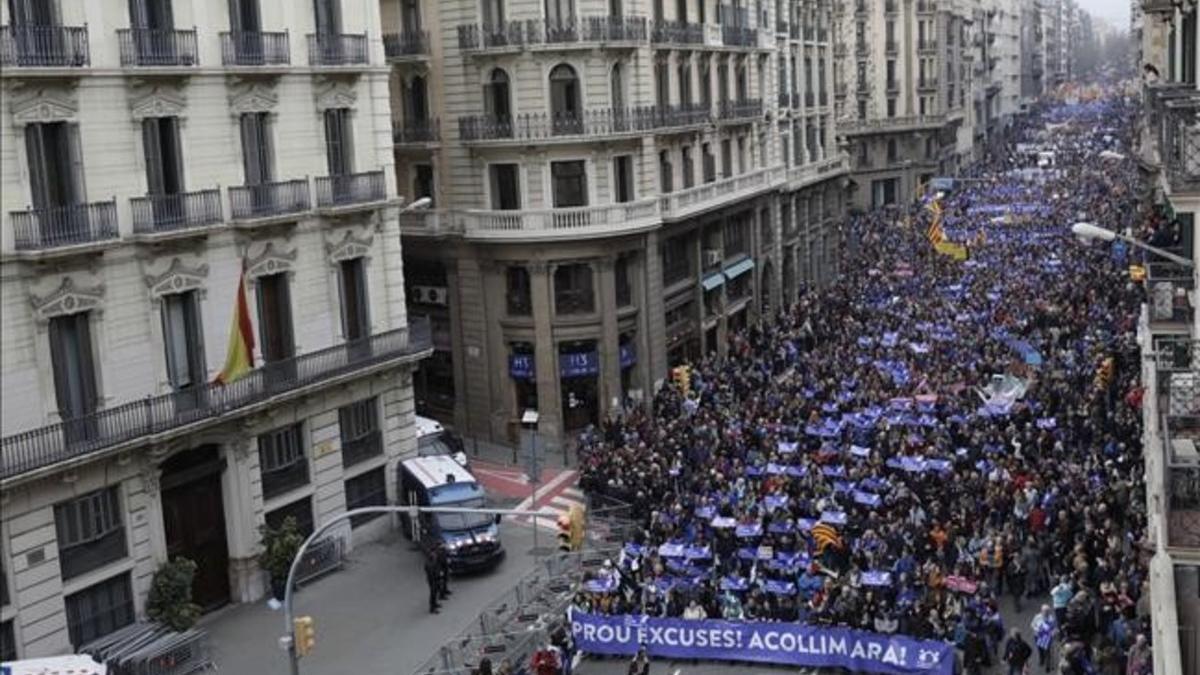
[81,622,213,675]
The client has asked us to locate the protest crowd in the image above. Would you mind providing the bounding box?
[570,90,1158,675]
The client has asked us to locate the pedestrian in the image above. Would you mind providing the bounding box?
[1004,628,1033,675]
[424,547,441,614]
[437,543,452,600]
[1031,605,1057,673]
[1125,634,1151,675]
[628,645,650,675]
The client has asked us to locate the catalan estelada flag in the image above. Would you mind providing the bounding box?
[925,199,945,245]
[810,522,844,553]
[214,261,256,384]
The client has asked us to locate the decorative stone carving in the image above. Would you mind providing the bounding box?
[30,277,104,320]
[325,230,373,264]
[130,87,187,120]
[10,88,78,125]
[314,80,358,111]
[246,242,298,279]
[229,82,279,115]
[139,466,162,497]
[143,258,210,298]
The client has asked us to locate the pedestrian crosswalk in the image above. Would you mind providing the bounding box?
[513,474,585,532]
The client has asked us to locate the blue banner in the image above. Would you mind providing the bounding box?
[620,343,637,369]
[559,350,599,378]
[571,613,954,675]
[509,354,535,380]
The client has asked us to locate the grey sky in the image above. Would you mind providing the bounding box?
[1073,0,1130,29]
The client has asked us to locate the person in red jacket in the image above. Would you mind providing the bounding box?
[531,645,560,675]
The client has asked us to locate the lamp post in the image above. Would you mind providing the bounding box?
[1071,222,1195,268]
[400,196,433,212]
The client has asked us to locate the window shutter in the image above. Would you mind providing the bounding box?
[25,125,50,210]
[163,117,185,194]
[66,124,87,206]
[143,118,166,195]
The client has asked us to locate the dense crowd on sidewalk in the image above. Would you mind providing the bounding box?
[573,91,1158,675]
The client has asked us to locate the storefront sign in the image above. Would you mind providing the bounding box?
[559,351,599,378]
[509,354,535,380]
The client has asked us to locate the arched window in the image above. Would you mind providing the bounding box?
[550,63,581,135]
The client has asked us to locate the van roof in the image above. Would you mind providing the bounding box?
[1,655,107,674]
[415,415,444,439]
[401,454,475,489]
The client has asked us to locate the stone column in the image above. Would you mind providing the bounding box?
[596,258,621,418]
[221,431,265,603]
[642,231,668,395]
[529,262,562,448]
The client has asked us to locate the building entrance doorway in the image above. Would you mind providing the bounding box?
[160,444,230,611]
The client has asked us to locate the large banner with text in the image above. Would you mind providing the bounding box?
[570,612,954,675]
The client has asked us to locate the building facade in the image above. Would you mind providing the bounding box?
[383,0,849,447]
[974,0,1022,152]
[834,0,978,211]
[0,0,429,660]
[1136,2,1198,675]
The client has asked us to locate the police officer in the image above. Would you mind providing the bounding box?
[436,544,451,600]
[424,547,441,614]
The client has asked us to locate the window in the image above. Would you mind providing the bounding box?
[406,76,429,122]
[887,98,896,118]
[258,424,308,500]
[0,619,14,662]
[678,61,693,105]
[345,467,387,527]
[554,264,594,314]
[659,150,673,193]
[239,112,273,185]
[257,273,294,363]
[700,60,712,108]
[717,61,729,103]
[887,138,898,162]
[702,143,715,182]
[551,160,587,208]
[724,219,748,256]
[489,163,521,210]
[613,155,634,203]
[142,117,184,199]
[55,487,127,580]
[506,266,532,315]
[610,63,625,110]
[886,59,896,86]
[545,0,575,27]
[858,141,869,167]
[720,139,732,178]
[681,146,695,189]
[615,255,633,307]
[323,108,354,176]
[661,235,691,285]
[340,398,381,467]
[414,164,434,205]
[339,258,370,341]
[265,497,314,538]
[926,136,937,159]
[161,291,205,392]
[549,64,581,126]
[858,100,867,119]
[655,58,670,108]
[49,311,98,425]
[313,0,342,35]
[482,0,505,25]
[485,68,512,122]
[65,573,134,649]
[25,121,85,211]
[737,137,746,174]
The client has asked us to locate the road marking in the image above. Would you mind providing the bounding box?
[562,486,585,499]
[511,469,577,513]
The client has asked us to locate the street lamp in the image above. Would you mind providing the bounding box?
[401,196,432,212]
[1071,222,1194,268]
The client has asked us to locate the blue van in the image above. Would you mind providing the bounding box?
[397,455,504,571]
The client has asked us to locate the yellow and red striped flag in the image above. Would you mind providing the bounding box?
[810,522,844,553]
[925,199,945,245]
[214,261,256,384]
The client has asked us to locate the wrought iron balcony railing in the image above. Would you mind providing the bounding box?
[307,32,367,65]
[916,0,936,12]
[1160,95,1200,194]
[0,24,89,67]
[130,189,223,235]
[117,28,198,67]
[383,30,429,58]
[460,105,711,142]
[228,179,311,220]
[458,16,647,50]
[219,30,290,66]
[651,20,704,45]
[11,200,119,251]
[315,171,386,208]
[0,318,432,481]
[394,117,441,144]
[722,25,756,47]
[717,98,762,121]
[885,40,898,53]
[918,39,937,51]
[918,78,939,90]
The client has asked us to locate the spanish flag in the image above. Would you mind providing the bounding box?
[810,522,844,553]
[214,261,256,384]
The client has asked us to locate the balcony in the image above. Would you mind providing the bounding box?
[117,28,198,67]
[660,166,780,220]
[1146,262,1195,330]
[918,78,939,91]
[1161,95,1200,195]
[219,31,290,66]
[819,90,827,107]
[916,1,937,13]
[834,43,846,58]
[228,179,311,222]
[0,319,433,482]
[383,30,429,60]
[10,201,119,253]
[653,103,712,131]
[855,1,867,15]
[315,171,387,209]
[805,91,815,107]
[885,40,897,54]
[651,20,704,46]
[1143,0,1181,14]
[460,106,707,144]
[886,79,900,93]
[0,25,89,69]
[855,41,868,56]
[458,17,647,51]
[777,92,791,108]
[722,25,756,48]
[306,33,368,66]
[776,21,788,35]
[840,114,948,136]
[716,98,762,122]
[459,199,660,241]
[130,189,223,237]
[918,39,937,52]
[397,210,459,236]
[884,0,898,14]
[393,117,441,145]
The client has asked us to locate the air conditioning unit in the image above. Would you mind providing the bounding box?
[702,249,722,268]
[412,285,449,306]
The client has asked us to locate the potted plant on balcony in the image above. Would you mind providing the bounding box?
[259,517,304,602]
[146,557,202,631]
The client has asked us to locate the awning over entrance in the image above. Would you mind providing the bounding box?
[701,272,725,291]
[723,256,755,280]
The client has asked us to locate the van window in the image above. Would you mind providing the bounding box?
[435,497,490,531]
[418,434,453,457]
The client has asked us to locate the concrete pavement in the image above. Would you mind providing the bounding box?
[201,523,543,675]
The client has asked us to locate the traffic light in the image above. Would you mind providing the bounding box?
[671,365,691,392]
[568,504,586,551]
[557,514,572,552]
[293,615,316,657]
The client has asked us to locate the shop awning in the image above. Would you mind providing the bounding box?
[701,272,725,291]
[723,257,755,280]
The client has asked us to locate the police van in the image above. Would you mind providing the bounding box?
[415,415,468,467]
[397,455,504,572]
